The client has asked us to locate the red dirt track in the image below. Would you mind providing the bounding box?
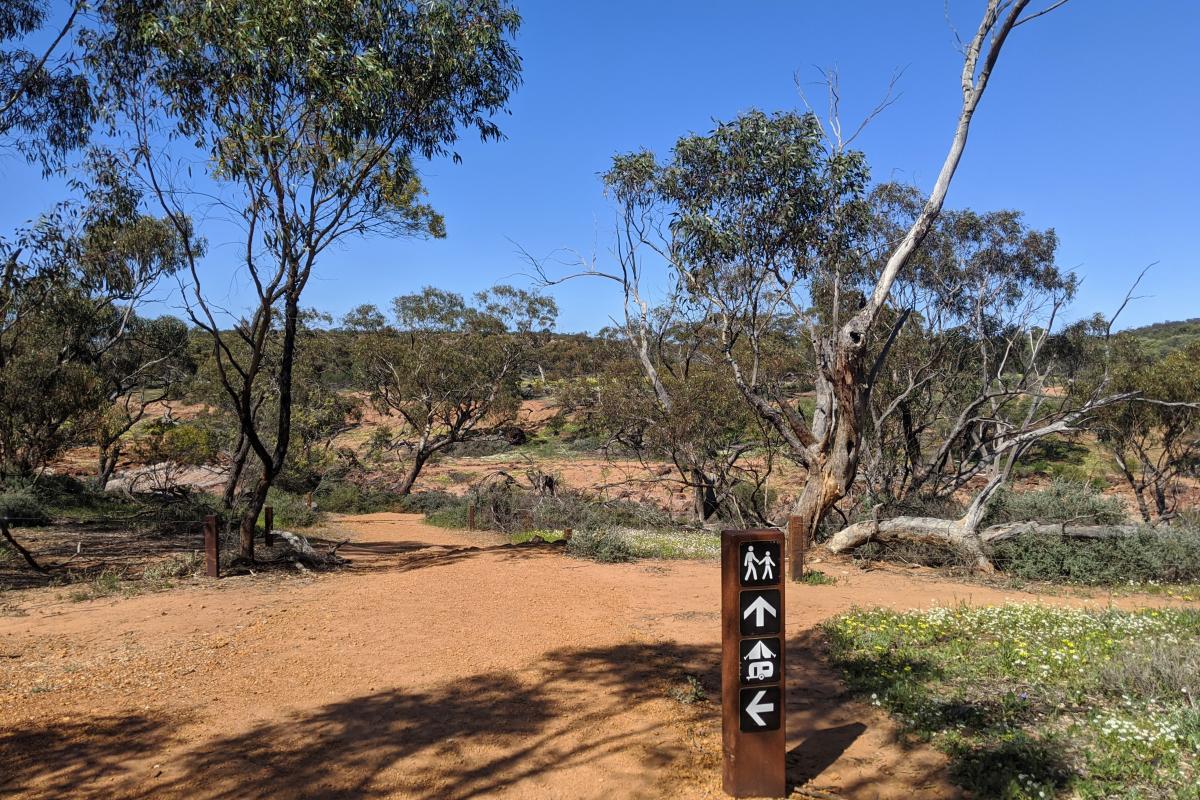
[0,514,1186,799]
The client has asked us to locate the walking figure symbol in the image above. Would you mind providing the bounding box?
[743,546,775,582]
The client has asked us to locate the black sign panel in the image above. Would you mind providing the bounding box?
[738,540,781,587]
[739,685,781,732]
[739,636,781,685]
[739,589,781,636]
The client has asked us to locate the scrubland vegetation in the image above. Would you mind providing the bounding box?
[826,605,1200,799]
[2,1,1198,797]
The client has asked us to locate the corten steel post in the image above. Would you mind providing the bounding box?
[787,515,806,579]
[722,528,786,798]
[467,504,476,531]
[264,506,274,548]
[204,515,220,578]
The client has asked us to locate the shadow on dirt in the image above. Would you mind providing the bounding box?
[0,641,713,800]
[335,537,569,576]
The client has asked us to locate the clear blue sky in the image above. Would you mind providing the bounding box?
[3,1,1198,332]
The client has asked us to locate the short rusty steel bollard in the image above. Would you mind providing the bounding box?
[722,528,786,797]
[264,505,274,548]
[467,503,476,531]
[204,515,220,578]
[787,515,807,579]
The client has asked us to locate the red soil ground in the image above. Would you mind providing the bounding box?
[1,514,1191,800]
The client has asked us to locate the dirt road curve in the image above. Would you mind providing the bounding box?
[0,515,1174,799]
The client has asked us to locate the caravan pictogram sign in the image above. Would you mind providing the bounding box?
[739,636,781,685]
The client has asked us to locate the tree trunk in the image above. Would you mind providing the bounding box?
[397,449,430,496]
[223,433,251,511]
[238,474,271,563]
[691,469,718,522]
[95,444,119,492]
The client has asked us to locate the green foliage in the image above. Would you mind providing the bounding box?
[1125,318,1200,359]
[667,675,707,705]
[394,491,461,515]
[0,488,49,525]
[311,481,456,515]
[990,528,1200,585]
[825,604,1200,799]
[564,528,635,563]
[0,160,191,479]
[265,488,320,529]
[985,479,1127,527]
[0,0,92,168]
[135,419,221,467]
[350,284,557,492]
[799,570,836,585]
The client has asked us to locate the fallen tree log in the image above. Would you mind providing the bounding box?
[275,530,348,568]
[826,516,1145,573]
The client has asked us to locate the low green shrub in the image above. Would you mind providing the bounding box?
[0,489,49,526]
[394,490,460,515]
[565,528,636,562]
[990,527,1200,585]
[984,479,1126,527]
[314,481,404,514]
[265,488,320,528]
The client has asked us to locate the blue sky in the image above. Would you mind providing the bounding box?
[3,1,1198,332]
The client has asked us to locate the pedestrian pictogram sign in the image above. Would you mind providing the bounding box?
[721,528,786,798]
[740,540,780,586]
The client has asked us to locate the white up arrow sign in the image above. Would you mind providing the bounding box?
[744,689,775,727]
[742,595,777,628]
[744,640,775,661]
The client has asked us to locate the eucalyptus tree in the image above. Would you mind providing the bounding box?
[0,158,190,480]
[1093,339,1200,523]
[348,286,556,495]
[599,1,1076,577]
[1,0,91,169]
[91,313,193,490]
[92,0,523,559]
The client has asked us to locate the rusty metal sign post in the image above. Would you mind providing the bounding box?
[204,514,220,578]
[722,528,786,798]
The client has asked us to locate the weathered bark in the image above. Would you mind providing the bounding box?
[95,445,120,491]
[827,515,1145,572]
[222,433,252,510]
[691,468,719,522]
[396,449,431,496]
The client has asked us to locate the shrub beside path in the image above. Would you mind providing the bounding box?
[0,513,1192,800]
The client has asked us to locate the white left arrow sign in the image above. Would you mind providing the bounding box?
[744,689,775,726]
[743,595,777,628]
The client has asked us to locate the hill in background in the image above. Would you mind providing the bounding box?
[1125,318,1200,357]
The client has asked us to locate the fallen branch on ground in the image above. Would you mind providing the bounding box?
[827,515,1146,572]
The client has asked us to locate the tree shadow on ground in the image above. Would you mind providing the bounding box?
[0,641,715,800]
[332,538,569,576]
[0,713,183,799]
